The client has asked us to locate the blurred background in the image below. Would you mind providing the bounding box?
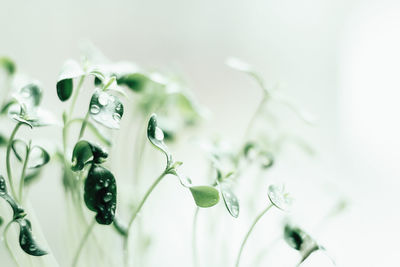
[0,0,399,266]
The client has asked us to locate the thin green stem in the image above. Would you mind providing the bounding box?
[69,76,85,118]
[6,122,22,199]
[18,141,31,202]
[235,204,273,267]
[123,170,169,266]
[192,207,200,267]
[4,221,19,267]
[241,94,268,144]
[72,218,96,267]
[77,111,90,141]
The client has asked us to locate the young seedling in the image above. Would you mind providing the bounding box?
[122,113,219,266]
[234,184,292,267]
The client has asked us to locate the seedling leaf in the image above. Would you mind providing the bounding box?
[18,219,48,256]
[84,165,117,225]
[267,184,292,211]
[147,114,172,166]
[189,186,220,208]
[56,59,85,101]
[89,90,124,129]
[219,182,239,218]
[71,140,108,171]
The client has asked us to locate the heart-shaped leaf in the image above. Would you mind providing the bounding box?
[56,59,85,101]
[18,219,48,256]
[84,164,117,225]
[219,182,239,218]
[71,140,108,171]
[0,57,16,75]
[189,186,220,208]
[89,90,124,129]
[267,184,292,211]
[11,139,28,162]
[147,114,172,166]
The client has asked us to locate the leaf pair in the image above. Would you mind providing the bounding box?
[71,141,116,225]
[0,175,47,256]
[8,83,57,128]
[147,114,219,208]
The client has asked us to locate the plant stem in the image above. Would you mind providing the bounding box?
[18,141,31,202]
[69,76,85,119]
[6,122,22,199]
[241,94,268,144]
[235,204,273,267]
[192,207,200,267]
[72,218,96,267]
[77,111,90,141]
[4,221,19,267]
[123,170,168,266]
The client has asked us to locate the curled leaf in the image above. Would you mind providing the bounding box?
[147,114,172,166]
[71,140,108,171]
[219,182,239,218]
[267,184,292,211]
[56,59,85,101]
[84,164,117,225]
[189,186,220,208]
[89,90,124,129]
[0,175,25,220]
[113,217,128,236]
[11,139,28,162]
[28,146,50,169]
[18,219,48,256]
[284,224,321,264]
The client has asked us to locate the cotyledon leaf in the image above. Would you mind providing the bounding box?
[84,164,116,225]
[56,59,85,101]
[18,219,48,256]
[71,140,108,171]
[219,182,239,218]
[89,89,124,129]
[189,186,220,208]
[147,114,172,166]
[267,184,292,211]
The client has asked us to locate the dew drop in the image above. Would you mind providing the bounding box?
[155,127,164,141]
[103,192,113,202]
[98,92,110,106]
[112,113,121,122]
[90,105,100,114]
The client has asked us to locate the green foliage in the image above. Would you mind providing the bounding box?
[189,186,220,208]
[18,219,48,256]
[71,140,108,171]
[89,90,124,129]
[0,57,16,75]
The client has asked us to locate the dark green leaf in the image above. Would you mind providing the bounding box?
[71,140,108,171]
[147,114,172,165]
[89,90,124,129]
[0,133,8,146]
[18,219,48,256]
[189,186,219,208]
[56,60,85,101]
[0,57,16,75]
[84,165,116,225]
[0,216,3,226]
[117,73,149,92]
[284,224,321,264]
[219,182,239,218]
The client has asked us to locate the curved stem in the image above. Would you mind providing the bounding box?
[6,122,22,199]
[4,221,19,267]
[123,170,168,266]
[18,141,31,202]
[72,218,96,267]
[192,207,200,267]
[235,204,273,267]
